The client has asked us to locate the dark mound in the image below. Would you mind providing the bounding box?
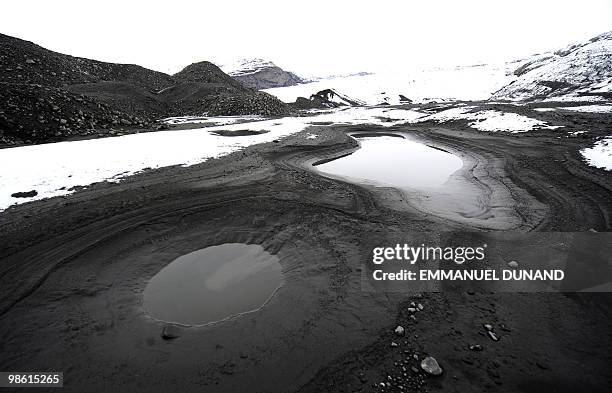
[170,62,289,117]
[174,61,244,88]
[291,89,365,110]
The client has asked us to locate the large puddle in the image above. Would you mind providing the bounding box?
[143,243,283,326]
[315,134,463,188]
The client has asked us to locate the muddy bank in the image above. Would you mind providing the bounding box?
[1,116,611,392]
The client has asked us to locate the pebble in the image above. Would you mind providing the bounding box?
[507,260,519,268]
[469,344,484,351]
[420,357,443,376]
[390,341,399,348]
[161,324,181,340]
[394,325,405,336]
[487,331,499,341]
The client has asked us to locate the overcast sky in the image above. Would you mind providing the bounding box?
[2,0,611,76]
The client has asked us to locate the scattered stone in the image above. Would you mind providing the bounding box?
[394,325,405,336]
[417,303,424,311]
[407,307,417,313]
[161,324,181,340]
[390,341,399,348]
[469,344,484,351]
[483,323,493,331]
[11,190,38,198]
[487,331,499,341]
[507,260,519,268]
[420,357,443,376]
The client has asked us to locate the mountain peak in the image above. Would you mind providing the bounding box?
[217,58,304,90]
[220,58,277,77]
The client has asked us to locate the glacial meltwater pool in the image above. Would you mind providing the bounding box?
[315,135,463,188]
[143,243,283,326]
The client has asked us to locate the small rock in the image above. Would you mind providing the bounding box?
[487,331,499,341]
[417,303,424,311]
[407,307,417,313]
[11,190,38,198]
[507,261,519,268]
[469,344,483,351]
[394,325,405,336]
[483,323,493,331]
[420,356,443,376]
[390,341,399,348]
[161,324,181,340]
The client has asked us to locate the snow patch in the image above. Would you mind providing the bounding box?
[416,107,561,133]
[161,115,265,126]
[581,137,612,170]
[557,105,612,113]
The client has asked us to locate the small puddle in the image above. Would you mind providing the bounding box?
[315,135,463,188]
[144,243,283,326]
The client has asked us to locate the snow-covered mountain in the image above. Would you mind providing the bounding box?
[264,31,611,106]
[491,31,612,101]
[219,58,303,90]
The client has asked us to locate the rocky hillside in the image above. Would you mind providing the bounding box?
[0,34,289,146]
[492,31,612,101]
[221,58,303,89]
[167,61,288,116]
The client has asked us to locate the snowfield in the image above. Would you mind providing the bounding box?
[581,137,612,170]
[264,64,514,105]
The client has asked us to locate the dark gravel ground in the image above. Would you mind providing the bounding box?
[0,101,611,392]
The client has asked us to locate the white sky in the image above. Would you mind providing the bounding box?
[2,0,611,76]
